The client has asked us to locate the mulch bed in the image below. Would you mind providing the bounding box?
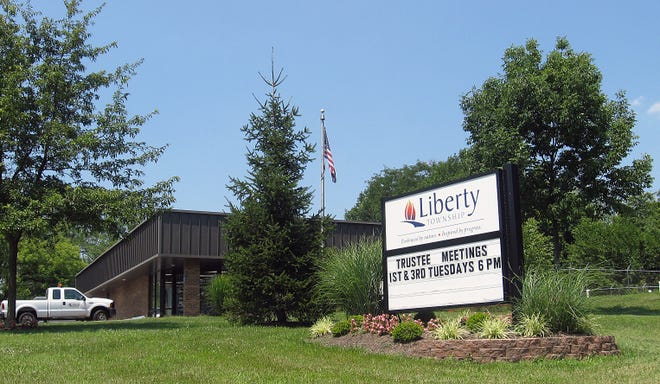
[311,331,619,362]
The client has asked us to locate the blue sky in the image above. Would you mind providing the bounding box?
[36,1,660,219]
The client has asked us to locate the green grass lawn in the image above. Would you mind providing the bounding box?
[1,292,658,383]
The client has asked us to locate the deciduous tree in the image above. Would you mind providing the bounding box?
[0,1,177,326]
[15,234,86,299]
[345,152,472,222]
[567,192,660,271]
[460,37,652,266]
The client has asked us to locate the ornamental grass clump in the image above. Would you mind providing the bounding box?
[205,274,233,315]
[514,269,596,334]
[316,239,383,315]
[515,312,550,337]
[391,321,424,343]
[479,317,511,339]
[309,316,334,338]
[432,318,468,340]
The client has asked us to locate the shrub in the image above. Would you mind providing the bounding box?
[391,321,424,343]
[400,312,435,330]
[414,310,436,324]
[479,317,511,339]
[575,314,599,335]
[315,239,383,315]
[465,312,491,333]
[309,316,334,338]
[432,318,468,340]
[513,268,596,334]
[515,313,550,337]
[331,320,352,337]
[205,274,232,315]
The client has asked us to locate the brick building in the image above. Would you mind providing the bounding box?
[76,210,381,319]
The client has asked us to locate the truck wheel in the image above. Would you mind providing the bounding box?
[92,309,108,321]
[18,312,37,328]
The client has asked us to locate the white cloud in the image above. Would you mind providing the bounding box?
[648,102,660,117]
[631,96,645,107]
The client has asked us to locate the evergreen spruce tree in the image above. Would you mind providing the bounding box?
[225,66,327,324]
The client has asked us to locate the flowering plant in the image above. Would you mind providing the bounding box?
[425,318,440,332]
[359,313,442,335]
[362,313,400,335]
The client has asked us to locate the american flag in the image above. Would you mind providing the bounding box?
[323,126,336,183]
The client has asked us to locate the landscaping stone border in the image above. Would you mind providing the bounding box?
[313,333,619,362]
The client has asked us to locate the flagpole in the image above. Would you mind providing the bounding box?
[320,109,326,245]
[320,108,326,219]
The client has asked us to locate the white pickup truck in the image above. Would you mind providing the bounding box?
[0,287,116,326]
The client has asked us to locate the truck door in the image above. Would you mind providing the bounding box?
[49,289,66,318]
[62,289,88,318]
[50,289,87,319]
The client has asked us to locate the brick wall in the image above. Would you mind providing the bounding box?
[421,335,619,362]
[183,259,200,316]
[109,274,149,319]
[318,334,619,362]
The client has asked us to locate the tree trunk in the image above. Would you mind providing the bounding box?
[275,309,287,324]
[5,233,21,328]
